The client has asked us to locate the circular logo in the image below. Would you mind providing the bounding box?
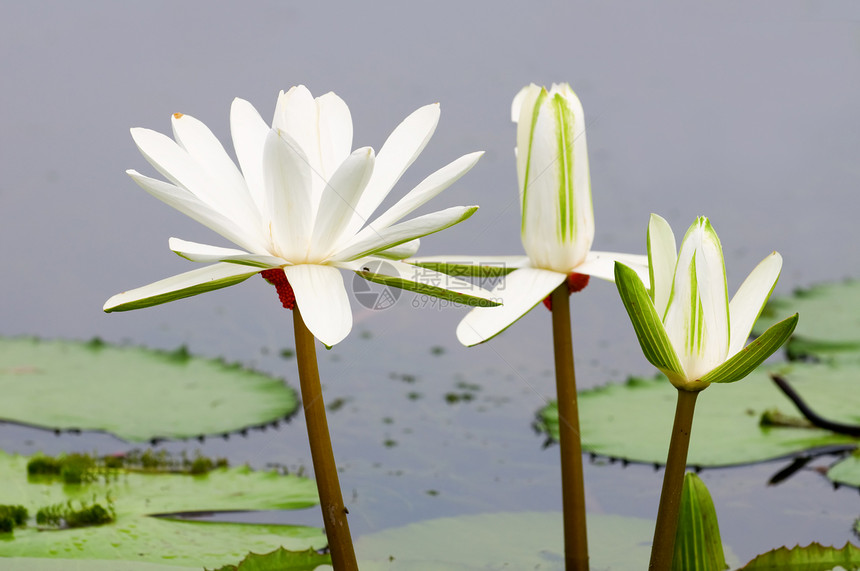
[352,260,401,310]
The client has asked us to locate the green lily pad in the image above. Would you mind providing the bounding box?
[738,542,860,570]
[0,560,184,571]
[754,280,860,362]
[207,547,330,570]
[353,511,655,570]
[827,450,860,488]
[352,511,738,570]
[0,451,327,568]
[0,337,298,441]
[537,363,859,467]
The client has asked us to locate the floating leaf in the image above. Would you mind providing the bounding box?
[537,363,858,467]
[753,280,860,362]
[827,450,860,488]
[0,560,184,571]
[0,451,326,568]
[207,547,330,570]
[353,511,659,570]
[673,473,728,571]
[739,542,860,570]
[0,337,298,441]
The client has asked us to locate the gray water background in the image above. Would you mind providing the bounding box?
[2,1,860,564]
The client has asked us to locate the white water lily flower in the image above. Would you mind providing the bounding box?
[412,83,647,346]
[614,214,798,391]
[104,86,499,347]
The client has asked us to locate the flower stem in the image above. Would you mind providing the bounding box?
[550,283,588,571]
[649,388,699,571]
[293,307,358,571]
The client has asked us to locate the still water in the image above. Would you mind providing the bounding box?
[2,1,859,566]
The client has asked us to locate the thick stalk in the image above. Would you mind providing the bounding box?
[293,307,358,571]
[649,388,699,571]
[550,284,589,571]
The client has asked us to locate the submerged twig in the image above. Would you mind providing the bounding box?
[770,374,860,437]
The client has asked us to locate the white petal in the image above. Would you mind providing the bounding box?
[309,147,375,260]
[130,126,259,233]
[456,268,566,346]
[272,86,326,204]
[350,104,441,234]
[284,264,352,347]
[316,91,353,178]
[230,97,270,215]
[728,251,783,357]
[332,205,478,262]
[353,151,483,242]
[511,84,539,123]
[518,87,594,273]
[169,237,287,268]
[694,218,730,370]
[373,239,421,260]
[263,129,313,261]
[104,263,259,312]
[575,251,649,282]
[127,170,265,253]
[409,254,529,271]
[647,213,677,318]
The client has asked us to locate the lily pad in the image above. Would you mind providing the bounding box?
[207,547,330,570]
[0,451,327,568]
[753,280,860,362]
[537,363,859,467]
[827,450,860,488]
[738,542,860,570]
[0,337,298,441]
[353,511,660,570]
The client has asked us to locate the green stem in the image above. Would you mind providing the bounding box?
[649,388,699,571]
[293,307,358,571]
[550,284,589,571]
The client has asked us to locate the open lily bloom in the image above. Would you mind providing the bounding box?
[104,86,499,347]
[614,214,798,391]
[412,83,647,346]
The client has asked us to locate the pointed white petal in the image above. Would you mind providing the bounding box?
[694,218,730,371]
[230,97,270,215]
[309,147,375,260]
[373,238,420,260]
[263,129,313,261]
[168,237,287,268]
[727,251,783,357]
[127,170,265,253]
[575,251,649,282]
[511,84,539,123]
[104,263,259,312]
[409,254,529,277]
[333,205,478,262]
[130,126,259,234]
[350,104,441,233]
[354,151,483,241]
[518,87,594,273]
[272,86,326,204]
[647,214,677,317]
[316,91,353,178]
[284,264,352,347]
[456,267,566,346]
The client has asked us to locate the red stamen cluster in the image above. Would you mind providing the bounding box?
[261,269,296,310]
[542,272,590,311]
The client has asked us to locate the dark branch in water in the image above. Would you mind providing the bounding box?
[770,374,860,437]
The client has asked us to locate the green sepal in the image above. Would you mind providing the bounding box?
[357,270,501,308]
[104,272,258,313]
[700,313,799,384]
[672,472,729,571]
[614,262,684,377]
[410,261,518,279]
